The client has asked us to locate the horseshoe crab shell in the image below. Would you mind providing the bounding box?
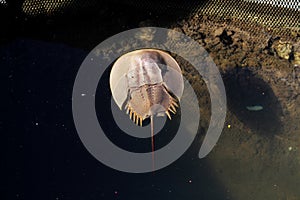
[109,49,184,125]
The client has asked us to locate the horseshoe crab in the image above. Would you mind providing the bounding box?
[110,49,184,156]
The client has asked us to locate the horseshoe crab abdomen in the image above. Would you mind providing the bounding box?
[125,83,178,125]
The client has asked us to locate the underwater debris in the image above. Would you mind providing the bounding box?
[246,105,263,111]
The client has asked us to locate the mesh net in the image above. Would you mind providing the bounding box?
[191,0,299,39]
[18,0,299,39]
[21,0,97,16]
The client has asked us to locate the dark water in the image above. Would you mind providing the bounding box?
[4,38,228,200]
[1,0,228,193]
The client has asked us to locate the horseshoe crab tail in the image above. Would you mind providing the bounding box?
[150,115,155,171]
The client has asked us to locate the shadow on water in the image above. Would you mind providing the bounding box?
[223,67,283,136]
